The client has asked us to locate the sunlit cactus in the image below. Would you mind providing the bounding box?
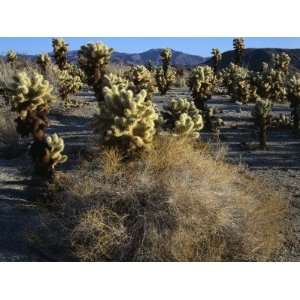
[52,38,69,70]
[220,63,253,103]
[155,48,175,95]
[8,71,66,179]
[96,85,158,154]
[58,70,83,105]
[45,133,68,169]
[233,38,245,66]
[287,75,300,130]
[272,52,291,74]
[36,53,52,74]
[211,48,222,73]
[78,42,113,101]
[188,66,215,110]
[155,67,176,95]
[102,73,129,90]
[6,50,17,64]
[255,65,287,103]
[126,65,155,100]
[251,98,272,149]
[163,97,204,138]
[64,63,86,82]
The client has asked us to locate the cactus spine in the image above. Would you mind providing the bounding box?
[6,50,17,65]
[78,42,113,102]
[52,38,69,70]
[96,85,158,154]
[155,48,175,95]
[211,48,222,74]
[188,66,215,110]
[251,99,272,149]
[233,38,245,66]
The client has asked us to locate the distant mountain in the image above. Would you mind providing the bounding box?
[67,48,208,66]
[206,48,300,72]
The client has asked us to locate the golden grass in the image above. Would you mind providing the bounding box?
[39,135,289,261]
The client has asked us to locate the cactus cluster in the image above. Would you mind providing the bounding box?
[9,71,66,178]
[255,65,287,102]
[188,66,215,110]
[287,75,300,130]
[155,48,175,95]
[233,38,245,66]
[272,52,291,74]
[126,65,155,100]
[36,53,52,74]
[78,42,113,101]
[52,38,69,70]
[6,50,17,64]
[221,63,254,103]
[251,98,272,149]
[211,48,222,74]
[57,70,83,106]
[163,97,204,138]
[96,85,158,153]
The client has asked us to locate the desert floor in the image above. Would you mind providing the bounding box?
[1,87,300,261]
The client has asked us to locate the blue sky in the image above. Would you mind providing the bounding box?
[1,37,300,56]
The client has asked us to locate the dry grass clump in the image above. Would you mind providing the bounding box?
[38,135,288,261]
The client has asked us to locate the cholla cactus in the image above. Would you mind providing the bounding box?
[272,52,291,74]
[163,98,203,138]
[233,38,245,66]
[52,38,69,70]
[46,133,68,168]
[255,66,287,102]
[96,85,158,153]
[211,48,222,73]
[78,42,113,101]
[220,63,253,103]
[102,73,129,90]
[37,53,52,74]
[9,71,66,179]
[126,65,155,100]
[188,66,215,110]
[58,70,83,105]
[10,72,55,126]
[64,63,86,82]
[155,48,175,95]
[287,75,300,130]
[155,67,176,95]
[145,60,154,72]
[251,98,272,149]
[6,50,17,64]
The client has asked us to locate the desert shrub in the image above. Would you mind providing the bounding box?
[233,37,245,66]
[211,48,222,74]
[221,63,254,103]
[37,135,288,261]
[36,53,52,74]
[188,66,215,110]
[162,98,204,138]
[78,42,113,101]
[251,98,273,149]
[95,84,158,154]
[126,65,155,100]
[52,38,68,70]
[155,48,176,95]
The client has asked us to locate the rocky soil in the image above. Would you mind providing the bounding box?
[1,87,300,261]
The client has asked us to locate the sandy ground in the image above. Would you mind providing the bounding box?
[1,87,300,261]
